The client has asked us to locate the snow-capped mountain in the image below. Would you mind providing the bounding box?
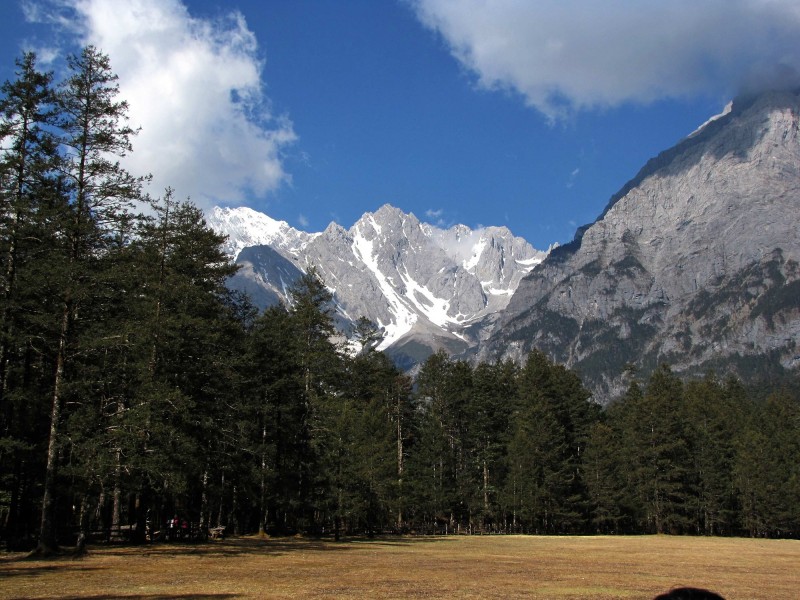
[211,91,800,393]
[208,206,315,258]
[207,204,546,365]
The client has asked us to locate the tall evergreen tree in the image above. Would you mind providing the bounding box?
[132,194,242,537]
[0,51,59,548]
[36,46,144,554]
[408,351,472,532]
[623,365,693,534]
[244,305,307,535]
[339,347,408,535]
[734,387,800,537]
[0,52,58,403]
[507,398,565,533]
[603,379,647,531]
[682,375,742,535]
[507,351,597,532]
[286,268,342,530]
[467,360,517,531]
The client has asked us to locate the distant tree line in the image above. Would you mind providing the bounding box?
[1,49,799,553]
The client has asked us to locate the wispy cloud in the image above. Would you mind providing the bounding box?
[567,167,580,189]
[297,214,309,228]
[411,0,800,119]
[26,0,296,208]
[425,208,444,218]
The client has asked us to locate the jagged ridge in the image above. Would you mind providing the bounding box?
[208,204,546,364]
[478,90,800,402]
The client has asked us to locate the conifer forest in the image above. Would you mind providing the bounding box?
[1,48,799,554]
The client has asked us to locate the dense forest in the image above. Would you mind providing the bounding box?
[1,48,799,554]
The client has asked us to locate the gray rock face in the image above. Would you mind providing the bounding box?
[208,203,545,364]
[228,245,304,308]
[479,90,800,402]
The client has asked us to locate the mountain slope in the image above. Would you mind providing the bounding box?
[208,204,546,364]
[208,205,315,259]
[478,90,800,401]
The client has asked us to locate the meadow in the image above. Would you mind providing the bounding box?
[2,534,799,599]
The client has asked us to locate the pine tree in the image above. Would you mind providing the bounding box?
[504,395,564,533]
[36,46,144,554]
[0,52,58,403]
[682,374,742,535]
[604,379,647,531]
[130,194,242,537]
[338,346,409,535]
[467,360,517,531]
[508,351,597,532]
[583,420,625,533]
[624,365,693,534]
[286,267,342,531]
[0,51,60,548]
[734,387,800,537]
[408,352,473,532]
[244,305,307,535]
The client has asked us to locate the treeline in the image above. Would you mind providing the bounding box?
[408,355,800,539]
[1,49,799,553]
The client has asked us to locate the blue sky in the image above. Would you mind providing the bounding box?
[2,1,800,250]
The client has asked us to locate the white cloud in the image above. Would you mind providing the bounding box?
[566,167,580,188]
[297,214,309,228]
[30,0,296,208]
[23,44,60,66]
[411,0,800,119]
[425,208,443,218]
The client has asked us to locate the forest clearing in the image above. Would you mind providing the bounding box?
[2,534,799,599]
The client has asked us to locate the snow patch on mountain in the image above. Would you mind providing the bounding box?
[399,264,455,328]
[208,202,547,362]
[207,206,314,259]
[689,100,733,138]
[351,221,418,349]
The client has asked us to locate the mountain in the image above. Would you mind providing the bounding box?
[477,90,800,401]
[207,205,315,258]
[207,204,546,366]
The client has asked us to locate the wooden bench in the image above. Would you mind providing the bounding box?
[209,526,226,539]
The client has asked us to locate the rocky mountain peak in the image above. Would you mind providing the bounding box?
[209,203,546,367]
[480,89,800,402]
[207,205,312,259]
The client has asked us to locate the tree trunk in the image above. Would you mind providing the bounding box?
[483,458,490,516]
[217,471,225,528]
[74,495,91,556]
[259,423,267,536]
[396,393,404,531]
[36,303,70,555]
[199,467,208,532]
[110,448,123,541]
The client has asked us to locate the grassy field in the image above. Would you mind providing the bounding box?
[2,534,799,599]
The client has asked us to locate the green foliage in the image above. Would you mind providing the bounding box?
[2,48,799,546]
[0,51,60,548]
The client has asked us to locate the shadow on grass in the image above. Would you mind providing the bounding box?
[0,535,460,570]
[11,594,241,600]
[0,563,102,577]
[76,534,458,559]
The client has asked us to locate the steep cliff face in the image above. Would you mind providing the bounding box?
[208,203,545,365]
[479,91,800,401]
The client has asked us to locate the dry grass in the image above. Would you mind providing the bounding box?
[2,534,799,599]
